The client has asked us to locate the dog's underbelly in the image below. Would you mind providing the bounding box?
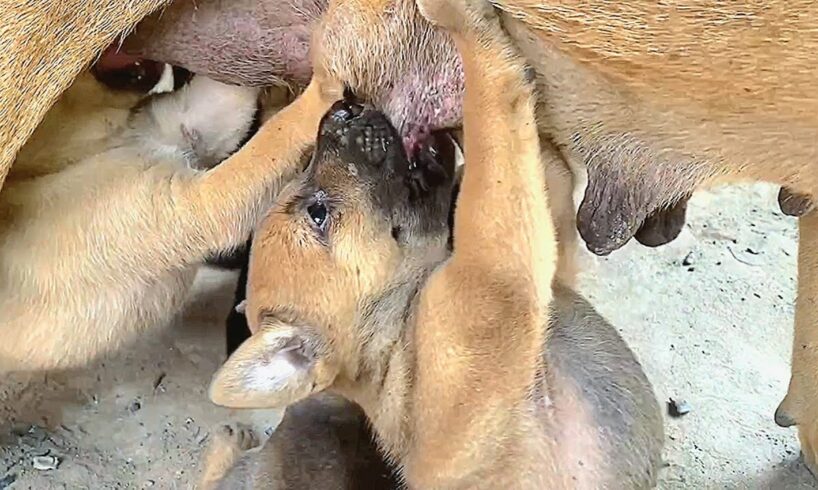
[508,18,818,254]
[542,286,663,489]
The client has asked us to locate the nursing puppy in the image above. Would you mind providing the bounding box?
[128,0,818,467]
[205,3,662,488]
[0,56,344,370]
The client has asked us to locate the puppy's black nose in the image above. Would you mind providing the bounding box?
[317,101,404,169]
[328,99,364,123]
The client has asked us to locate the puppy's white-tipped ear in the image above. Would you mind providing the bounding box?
[209,325,330,409]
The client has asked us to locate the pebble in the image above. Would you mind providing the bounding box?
[32,455,60,471]
[668,398,692,418]
[0,474,17,489]
[128,400,142,413]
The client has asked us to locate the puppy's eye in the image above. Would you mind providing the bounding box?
[307,201,329,231]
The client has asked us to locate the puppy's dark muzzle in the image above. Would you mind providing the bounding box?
[317,99,405,172]
[315,99,456,201]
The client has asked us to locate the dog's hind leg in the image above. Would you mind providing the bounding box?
[776,210,818,475]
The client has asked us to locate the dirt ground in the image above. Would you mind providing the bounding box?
[1,183,816,489]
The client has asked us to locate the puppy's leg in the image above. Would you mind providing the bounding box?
[0,0,167,190]
[544,150,579,286]
[409,1,556,485]
[776,210,818,474]
[142,79,334,260]
[199,424,260,490]
[0,79,335,371]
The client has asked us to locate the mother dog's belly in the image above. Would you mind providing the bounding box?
[511,17,818,199]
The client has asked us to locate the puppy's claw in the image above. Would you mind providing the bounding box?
[214,423,260,451]
[235,300,247,315]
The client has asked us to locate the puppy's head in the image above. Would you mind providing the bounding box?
[209,98,459,409]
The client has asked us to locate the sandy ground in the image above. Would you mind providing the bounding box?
[1,183,816,489]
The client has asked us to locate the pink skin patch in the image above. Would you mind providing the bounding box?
[121,0,466,155]
[386,65,465,162]
[96,44,145,72]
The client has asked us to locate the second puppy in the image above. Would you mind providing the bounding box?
[0,59,337,371]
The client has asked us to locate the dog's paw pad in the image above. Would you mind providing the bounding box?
[213,423,260,452]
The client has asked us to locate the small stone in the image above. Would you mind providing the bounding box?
[153,372,167,392]
[128,400,142,413]
[0,473,17,489]
[668,398,692,418]
[32,455,60,471]
[681,252,695,266]
[143,480,155,488]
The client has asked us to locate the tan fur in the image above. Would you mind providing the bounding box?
[207,2,662,487]
[7,0,813,467]
[307,0,818,466]
[494,3,818,466]
[0,1,170,192]
[0,68,344,371]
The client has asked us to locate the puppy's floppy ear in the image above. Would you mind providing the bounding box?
[209,323,334,409]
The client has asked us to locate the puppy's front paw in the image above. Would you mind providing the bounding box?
[199,423,261,487]
[213,423,261,452]
[416,0,498,34]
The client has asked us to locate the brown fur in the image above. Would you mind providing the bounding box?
[206,3,662,487]
[0,64,347,371]
[7,0,816,469]
[0,1,169,192]
[305,0,818,469]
